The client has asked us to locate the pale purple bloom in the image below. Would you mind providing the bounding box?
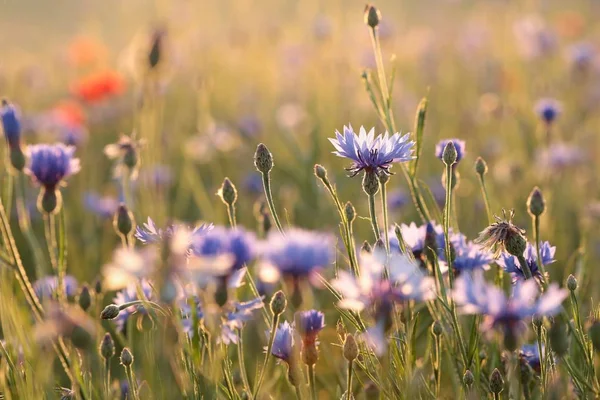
[237,114,262,138]
[269,321,295,363]
[296,310,325,343]
[259,229,334,282]
[26,143,81,190]
[33,275,78,299]
[135,217,213,246]
[113,279,155,331]
[445,234,493,273]
[435,139,466,163]
[191,226,257,271]
[84,193,119,218]
[520,343,543,372]
[535,98,562,124]
[453,272,567,337]
[497,241,556,282]
[536,142,584,170]
[329,125,415,176]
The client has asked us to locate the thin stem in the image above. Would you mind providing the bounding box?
[295,386,302,400]
[253,312,280,398]
[443,165,454,288]
[477,174,493,224]
[380,181,390,253]
[43,213,58,271]
[104,358,111,398]
[261,172,284,234]
[536,326,546,395]
[346,361,353,400]
[517,255,534,280]
[237,330,252,398]
[368,193,381,242]
[309,364,317,400]
[533,216,547,282]
[226,203,237,228]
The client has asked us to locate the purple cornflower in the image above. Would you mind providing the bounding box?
[1,100,22,149]
[26,143,81,191]
[497,241,556,282]
[84,192,119,218]
[33,275,78,300]
[435,139,466,163]
[445,235,493,273]
[520,343,543,373]
[453,272,567,349]
[536,142,584,170]
[113,279,154,332]
[389,222,445,260]
[191,226,257,271]
[259,228,334,283]
[135,217,213,246]
[329,125,415,176]
[296,310,325,346]
[535,98,562,124]
[269,321,295,363]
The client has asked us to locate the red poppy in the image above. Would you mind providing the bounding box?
[72,70,126,103]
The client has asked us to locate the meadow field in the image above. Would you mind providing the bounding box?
[1,0,600,398]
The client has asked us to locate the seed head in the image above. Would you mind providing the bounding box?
[566,274,578,292]
[344,201,356,223]
[254,143,274,174]
[475,209,526,258]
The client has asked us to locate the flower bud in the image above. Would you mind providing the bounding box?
[442,141,457,166]
[474,157,488,177]
[314,164,328,181]
[489,368,504,395]
[361,241,372,254]
[566,274,578,292]
[588,321,600,352]
[343,334,359,362]
[113,204,135,237]
[362,171,380,196]
[527,187,545,217]
[148,29,164,69]
[120,347,134,367]
[101,304,121,320]
[364,4,381,29]
[254,143,273,174]
[218,177,237,206]
[463,370,474,387]
[270,290,287,316]
[431,321,443,337]
[94,278,103,295]
[78,285,92,311]
[345,201,356,223]
[99,332,115,360]
[549,319,569,357]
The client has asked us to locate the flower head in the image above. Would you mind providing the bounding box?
[329,125,414,176]
[72,70,126,103]
[26,143,81,190]
[435,139,466,163]
[389,222,445,259]
[474,209,526,258]
[259,228,334,283]
[135,217,213,247]
[535,98,562,124]
[191,226,257,271]
[33,275,78,300]
[269,321,295,363]
[520,343,543,373]
[448,234,493,273]
[296,310,325,346]
[1,100,22,148]
[498,241,555,282]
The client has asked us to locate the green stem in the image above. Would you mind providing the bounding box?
[380,181,390,253]
[253,312,281,398]
[517,255,533,280]
[443,165,454,288]
[346,361,353,400]
[226,202,237,228]
[368,193,381,242]
[309,364,317,400]
[477,174,493,224]
[237,330,252,398]
[536,326,546,395]
[261,172,284,234]
[104,358,111,398]
[533,216,547,283]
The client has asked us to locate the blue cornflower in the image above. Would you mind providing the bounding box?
[191,226,257,271]
[536,142,584,170]
[135,217,213,246]
[269,321,295,363]
[84,192,119,218]
[296,310,325,344]
[435,139,466,163]
[497,241,556,282]
[259,228,334,282]
[387,189,409,210]
[453,271,567,349]
[329,125,415,176]
[26,143,81,191]
[535,98,562,124]
[446,235,493,273]
[1,100,22,148]
[113,279,155,331]
[520,343,543,373]
[389,222,445,259]
[33,275,78,300]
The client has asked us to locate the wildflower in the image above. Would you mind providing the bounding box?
[497,241,555,282]
[269,321,295,364]
[104,134,144,179]
[135,217,212,247]
[237,114,262,138]
[453,271,567,350]
[112,279,155,331]
[26,143,80,214]
[389,222,445,259]
[329,125,414,177]
[1,100,22,149]
[102,246,158,290]
[447,235,493,274]
[242,173,263,195]
[536,142,585,170]
[190,226,257,271]
[387,189,409,210]
[436,139,466,164]
[474,209,527,258]
[72,70,126,103]
[519,344,543,373]
[566,42,595,71]
[296,310,325,347]
[84,192,119,218]
[535,98,562,124]
[33,275,78,300]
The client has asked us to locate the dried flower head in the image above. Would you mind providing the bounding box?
[475,209,526,258]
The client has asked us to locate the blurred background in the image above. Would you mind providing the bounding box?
[1,0,599,292]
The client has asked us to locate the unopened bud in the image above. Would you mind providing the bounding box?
[442,141,457,166]
[99,333,115,360]
[218,177,237,206]
[78,285,92,311]
[475,157,487,177]
[254,143,274,174]
[527,187,545,217]
[489,368,504,394]
[100,304,121,320]
[113,204,134,237]
[463,370,474,387]
[120,347,134,367]
[431,321,443,336]
[343,333,359,361]
[345,201,356,223]
[314,164,328,181]
[374,238,385,252]
[270,290,287,315]
[364,4,381,29]
[566,274,578,292]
